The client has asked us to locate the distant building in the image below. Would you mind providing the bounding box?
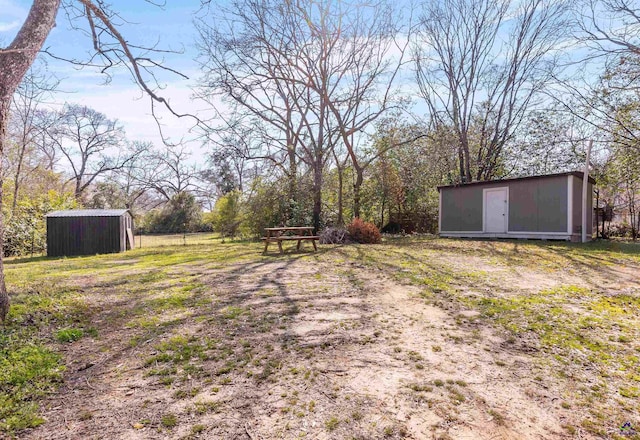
[46,209,134,257]
[438,172,595,242]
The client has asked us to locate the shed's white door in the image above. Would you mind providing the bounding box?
[484,188,508,233]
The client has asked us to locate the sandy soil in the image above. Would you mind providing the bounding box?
[22,251,629,440]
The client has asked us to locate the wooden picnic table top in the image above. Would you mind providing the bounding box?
[264,226,314,231]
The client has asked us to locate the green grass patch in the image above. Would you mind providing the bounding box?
[55,328,84,343]
[0,340,64,433]
[160,413,178,428]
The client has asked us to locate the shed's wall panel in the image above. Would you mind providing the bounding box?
[508,176,567,232]
[440,186,483,231]
[572,177,582,234]
[47,215,124,257]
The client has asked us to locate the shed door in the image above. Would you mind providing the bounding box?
[484,188,508,233]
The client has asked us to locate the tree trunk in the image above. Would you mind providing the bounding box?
[287,144,297,223]
[0,0,62,322]
[336,164,344,226]
[312,162,322,232]
[12,140,27,214]
[0,97,10,321]
[457,145,465,183]
[353,169,364,219]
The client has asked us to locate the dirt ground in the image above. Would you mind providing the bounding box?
[18,240,640,439]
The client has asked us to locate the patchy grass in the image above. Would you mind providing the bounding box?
[1,235,639,438]
[330,237,640,435]
[0,342,63,432]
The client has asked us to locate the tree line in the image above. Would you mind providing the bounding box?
[194,0,640,239]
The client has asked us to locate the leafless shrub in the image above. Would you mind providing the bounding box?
[319,227,351,245]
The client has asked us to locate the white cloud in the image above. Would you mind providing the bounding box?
[0,20,20,32]
[0,0,27,38]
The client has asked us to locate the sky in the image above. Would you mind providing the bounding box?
[0,0,209,156]
[0,0,613,167]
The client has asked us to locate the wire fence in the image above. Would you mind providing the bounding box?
[134,232,219,248]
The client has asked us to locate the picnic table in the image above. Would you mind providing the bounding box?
[262,226,319,254]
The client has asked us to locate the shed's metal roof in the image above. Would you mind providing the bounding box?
[437,171,596,191]
[46,209,129,218]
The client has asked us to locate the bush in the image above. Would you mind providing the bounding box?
[347,218,381,244]
[381,221,402,234]
[4,190,77,257]
[142,192,202,233]
[608,223,633,238]
[211,190,243,237]
[319,227,350,244]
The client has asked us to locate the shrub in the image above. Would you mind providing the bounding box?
[347,218,381,244]
[608,223,633,238]
[319,227,350,244]
[142,192,202,233]
[4,190,77,257]
[211,190,243,237]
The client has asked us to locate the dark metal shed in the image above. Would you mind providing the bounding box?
[437,172,596,242]
[46,209,134,257]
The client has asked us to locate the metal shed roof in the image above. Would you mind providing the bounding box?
[46,209,130,218]
[436,171,596,191]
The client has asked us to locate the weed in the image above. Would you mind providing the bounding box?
[325,417,340,431]
[222,306,246,320]
[193,400,222,414]
[619,386,639,398]
[174,388,200,399]
[447,386,466,404]
[191,424,206,434]
[408,383,433,392]
[78,411,93,421]
[488,409,505,425]
[161,413,178,428]
[55,328,84,343]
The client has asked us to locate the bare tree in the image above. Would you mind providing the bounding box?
[580,0,640,58]
[143,144,199,202]
[7,66,59,213]
[0,0,188,322]
[415,0,570,183]
[197,0,409,226]
[47,104,132,200]
[308,1,410,219]
[91,141,156,212]
[196,0,338,229]
[552,0,640,153]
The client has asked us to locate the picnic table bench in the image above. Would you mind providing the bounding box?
[262,227,319,254]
